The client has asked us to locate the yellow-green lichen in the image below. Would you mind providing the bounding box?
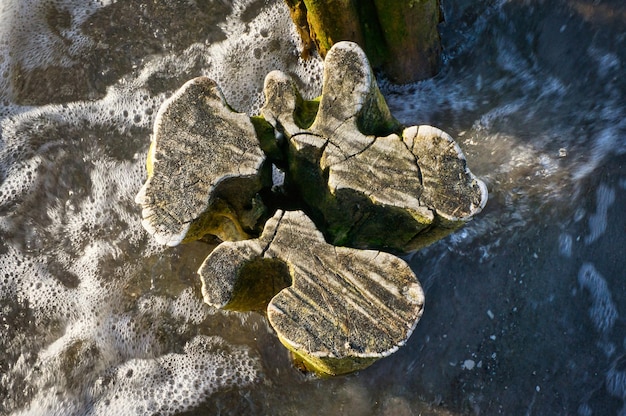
[356,85,402,137]
[146,140,156,177]
[251,116,282,161]
[301,0,363,58]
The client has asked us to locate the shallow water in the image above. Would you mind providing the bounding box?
[1,0,625,415]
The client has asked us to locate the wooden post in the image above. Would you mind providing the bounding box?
[136,42,487,376]
[284,0,442,83]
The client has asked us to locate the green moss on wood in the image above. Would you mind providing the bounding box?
[353,0,387,67]
[278,333,379,376]
[285,0,442,83]
[182,198,250,243]
[355,85,402,137]
[251,116,282,161]
[373,0,441,82]
[223,258,292,312]
[294,97,320,129]
[301,0,363,58]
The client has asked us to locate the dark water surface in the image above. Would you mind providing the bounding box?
[1,0,625,415]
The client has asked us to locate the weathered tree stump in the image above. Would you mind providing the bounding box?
[199,210,424,376]
[262,41,487,252]
[135,77,270,246]
[135,41,487,376]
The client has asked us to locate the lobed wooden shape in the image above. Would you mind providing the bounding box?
[135,41,487,375]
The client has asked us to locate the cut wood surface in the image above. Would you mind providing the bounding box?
[199,210,424,375]
[262,41,487,252]
[136,41,487,376]
[135,77,268,246]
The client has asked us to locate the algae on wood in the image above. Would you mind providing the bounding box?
[136,41,487,377]
[284,0,442,83]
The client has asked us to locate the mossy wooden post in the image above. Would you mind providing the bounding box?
[374,0,442,82]
[135,77,270,246]
[284,0,442,83]
[136,41,487,377]
[262,42,487,252]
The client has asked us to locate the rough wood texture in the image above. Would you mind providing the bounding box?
[284,0,442,83]
[135,77,268,246]
[198,210,424,375]
[373,0,443,82]
[137,41,487,376]
[262,41,487,252]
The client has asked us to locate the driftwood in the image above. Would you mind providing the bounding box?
[135,42,487,375]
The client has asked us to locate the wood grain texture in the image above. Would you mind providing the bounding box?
[135,77,267,246]
[198,210,424,375]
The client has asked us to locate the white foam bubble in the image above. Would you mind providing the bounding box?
[578,263,618,335]
[0,1,331,413]
[13,335,259,416]
[206,1,323,114]
[584,183,616,245]
[558,233,573,258]
[87,335,259,415]
[1,0,107,70]
[0,0,110,110]
[2,227,258,414]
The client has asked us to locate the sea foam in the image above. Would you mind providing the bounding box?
[0,1,322,414]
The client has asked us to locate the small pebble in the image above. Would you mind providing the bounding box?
[463,359,476,370]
